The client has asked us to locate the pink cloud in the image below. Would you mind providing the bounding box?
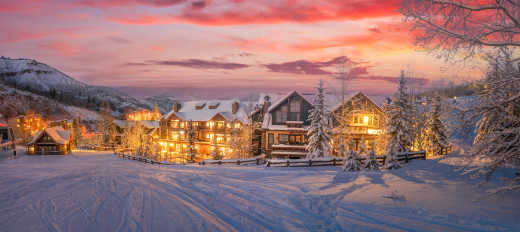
[109,0,401,26]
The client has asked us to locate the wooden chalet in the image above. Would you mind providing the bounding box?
[251,91,313,159]
[251,91,385,159]
[27,126,71,155]
[329,92,385,153]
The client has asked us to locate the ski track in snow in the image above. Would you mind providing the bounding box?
[0,151,519,232]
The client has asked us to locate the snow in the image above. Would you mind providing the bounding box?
[0,150,519,231]
[27,126,71,145]
[162,99,249,123]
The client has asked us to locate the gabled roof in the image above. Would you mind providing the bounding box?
[267,90,313,112]
[328,92,383,113]
[28,126,70,145]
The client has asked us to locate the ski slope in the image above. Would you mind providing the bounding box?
[0,151,518,232]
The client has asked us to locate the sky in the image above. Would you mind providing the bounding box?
[0,0,484,99]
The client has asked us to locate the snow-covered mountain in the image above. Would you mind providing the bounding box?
[0,57,150,114]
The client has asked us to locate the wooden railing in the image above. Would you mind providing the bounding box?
[114,152,171,165]
[265,151,426,167]
[199,154,266,166]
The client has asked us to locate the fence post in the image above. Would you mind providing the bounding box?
[286,160,290,167]
[267,161,271,167]
[405,153,409,163]
[333,159,336,166]
[218,160,222,165]
[309,160,312,167]
[237,160,241,165]
[256,159,259,165]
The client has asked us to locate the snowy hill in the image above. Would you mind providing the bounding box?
[0,83,100,121]
[0,57,150,114]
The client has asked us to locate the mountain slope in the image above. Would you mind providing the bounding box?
[0,83,100,121]
[0,57,150,114]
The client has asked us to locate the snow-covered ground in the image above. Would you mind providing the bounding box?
[0,151,519,232]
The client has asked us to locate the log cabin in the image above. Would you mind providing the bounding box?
[27,126,71,155]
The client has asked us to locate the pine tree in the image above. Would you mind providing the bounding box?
[343,139,361,171]
[153,104,161,120]
[423,95,449,157]
[210,137,222,160]
[306,80,332,159]
[227,127,242,159]
[186,120,198,162]
[358,136,367,158]
[364,142,380,171]
[466,49,520,192]
[384,71,413,169]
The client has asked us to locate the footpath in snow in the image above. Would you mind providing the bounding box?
[0,151,519,232]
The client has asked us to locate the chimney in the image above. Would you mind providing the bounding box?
[232,102,239,114]
[262,95,271,114]
[173,102,181,112]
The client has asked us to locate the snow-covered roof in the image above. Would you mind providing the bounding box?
[162,99,250,123]
[28,126,71,145]
[259,90,382,130]
[267,91,313,112]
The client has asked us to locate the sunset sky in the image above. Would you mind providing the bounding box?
[0,0,483,98]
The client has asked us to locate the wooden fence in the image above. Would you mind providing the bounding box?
[199,155,266,166]
[115,152,171,165]
[266,151,426,167]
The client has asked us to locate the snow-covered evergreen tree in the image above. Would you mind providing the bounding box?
[186,120,198,162]
[210,137,223,160]
[466,49,520,192]
[343,139,361,171]
[306,80,332,159]
[358,136,367,158]
[364,142,380,171]
[423,95,449,157]
[227,127,242,159]
[384,71,413,169]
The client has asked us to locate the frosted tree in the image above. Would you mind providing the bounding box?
[152,104,161,120]
[400,0,520,60]
[401,0,519,191]
[358,136,367,158]
[227,126,242,159]
[210,137,223,160]
[384,71,413,169]
[306,80,332,159]
[343,139,361,171]
[71,117,83,149]
[365,142,380,171]
[465,50,520,192]
[412,98,428,151]
[238,123,253,158]
[97,102,118,148]
[423,95,449,157]
[186,120,198,162]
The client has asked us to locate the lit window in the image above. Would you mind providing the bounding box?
[216,135,224,144]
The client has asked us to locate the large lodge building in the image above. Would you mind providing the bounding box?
[158,100,249,161]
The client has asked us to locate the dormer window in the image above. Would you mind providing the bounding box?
[195,102,206,110]
[208,102,220,109]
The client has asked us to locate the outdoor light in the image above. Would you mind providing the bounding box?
[363,116,369,124]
